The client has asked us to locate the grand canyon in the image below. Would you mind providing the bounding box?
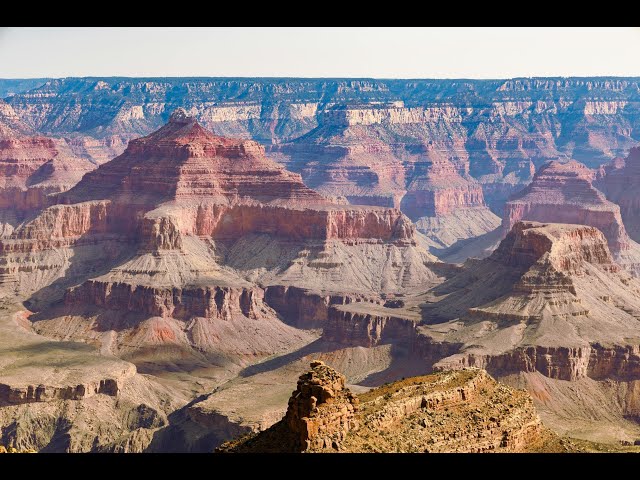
[2,75,640,453]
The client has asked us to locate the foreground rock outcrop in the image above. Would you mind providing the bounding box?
[219,362,555,453]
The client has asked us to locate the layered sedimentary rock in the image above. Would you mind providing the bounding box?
[3,110,437,368]
[220,364,553,453]
[0,125,95,237]
[9,77,639,253]
[323,303,419,348]
[10,77,638,173]
[284,361,360,451]
[270,105,500,250]
[419,222,640,379]
[503,160,640,275]
[598,147,640,243]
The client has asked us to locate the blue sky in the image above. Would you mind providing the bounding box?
[1,27,639,79]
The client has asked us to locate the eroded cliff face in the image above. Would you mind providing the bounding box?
[598,147,640,243]
[10,77,639,253]
[502,160,640,275]
[1,110,437,367]
[219,364,551,453]
[323,306,417,348]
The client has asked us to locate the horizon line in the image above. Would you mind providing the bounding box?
[3,75,640,81]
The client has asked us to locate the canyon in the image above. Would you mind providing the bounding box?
[0,110,442,451]
[2,76,640,452]
[3,77,640,252]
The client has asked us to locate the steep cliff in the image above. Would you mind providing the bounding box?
[598,147,640,243]
[504,160,640,275]
[6,110,438,368]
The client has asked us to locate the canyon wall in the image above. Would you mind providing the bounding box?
[503,160,640,275]
[598,147,640,243]
[4,77,640,248]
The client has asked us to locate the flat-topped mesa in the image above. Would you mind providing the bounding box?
[598,147,640,243]
[503,160,639,270]
[494,221,617,275]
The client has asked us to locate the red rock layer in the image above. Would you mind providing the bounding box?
[503,160,633,255]
[598,147,640,242]
[51,109,415,245]
[401,158,486,219]
[435,344,640,382]
[323,307,416,348]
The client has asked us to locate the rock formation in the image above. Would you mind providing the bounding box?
[416,221,640,441]
[4,75,640,451]
[284,360,360,451]
[219,363,555,453]
[503,160,640,275]
[598,147,640,243]
[8,77,639,255]
[0,119,95,236]
[0,110,438,371]
[403,157,501,250]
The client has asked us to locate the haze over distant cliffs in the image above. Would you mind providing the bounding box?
[2,76,640,251]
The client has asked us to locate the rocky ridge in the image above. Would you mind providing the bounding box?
[219,362,554,453]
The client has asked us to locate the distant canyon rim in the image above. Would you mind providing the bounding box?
[1,77,640,452]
